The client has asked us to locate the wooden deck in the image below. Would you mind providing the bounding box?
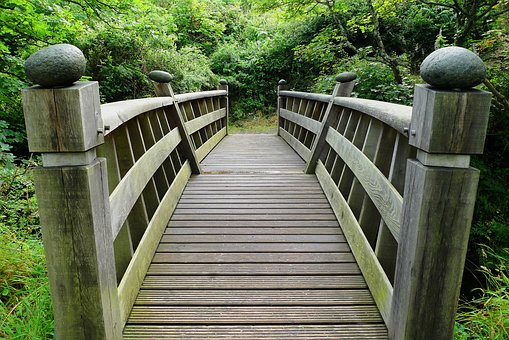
[123,134,388,339]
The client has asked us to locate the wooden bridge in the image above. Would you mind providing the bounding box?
[22,47,491,339]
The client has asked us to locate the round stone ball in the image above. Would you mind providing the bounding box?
[420,47,486,89]
[219,79,228,85]
[336,72,357,83]
[148,70,173,83]
[278,79,287,86]
[25,44,86,87]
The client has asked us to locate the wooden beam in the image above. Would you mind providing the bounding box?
[280,108,321,135]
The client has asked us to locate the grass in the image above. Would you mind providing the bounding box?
[228,113,277,134]
[0,224,54,339]
[455,246,509,339]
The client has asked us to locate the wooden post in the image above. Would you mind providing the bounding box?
[390,48,492,340]
[219,79,229,135]
[22,82,122,339]
[305,72,356,174]
[148,70,201,174]
[277,79,289,136]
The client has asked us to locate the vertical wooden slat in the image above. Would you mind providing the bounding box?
[97,136,134,283]
[139,114,170,198]
[114,125,150,250]
[356,119,384,247]
[374,133,413,283]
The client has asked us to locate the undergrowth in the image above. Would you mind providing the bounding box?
[0,224,53,339]
[455,246,509,339]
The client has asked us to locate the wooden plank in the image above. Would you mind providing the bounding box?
[124,325,388,339]
[279,127,311,161]
[172,208,333,215]
[280,108,321,134]
[170,214,337,221]
[147,263,361,275]
[176,203,331,209]
[135,289,374,305]
[127,306,383,324]
[157,243,350,253]
[109,128,181,239]
[315,160,392,324]
[152,252,354,263]
[185,108,226,135]
[117,161,191,327]
[141,275,368,289]
[168,220,339,227]
[164,228,342,235]
[326,127,402,242]
[195,127,227,162]
[159,234,345,243]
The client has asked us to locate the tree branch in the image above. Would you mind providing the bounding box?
[484,78,509,119]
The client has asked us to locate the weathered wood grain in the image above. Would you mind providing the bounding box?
[315,160,393,324]
[34,159,121,339]
[279,127,311,161]
[141,275,367,289]
[185,108,226,135]
[390,160,480,340]
[118,161,191,327]
[109,128,181,238]
[280,108,321,134]
[127,306,383,324]
[123,325,388,339]
[195,127,227,162]
[409,85,491,154]
[326,127,402,242]
[22,82,103,152]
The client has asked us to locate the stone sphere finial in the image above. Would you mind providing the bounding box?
[148,70,173,83]
[219,79,228,85]
[278,79,287,86]
[336,72,357,83]
[420,46,486,89]
[25,44,86,88]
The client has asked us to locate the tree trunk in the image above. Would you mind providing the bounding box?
[366,0,403,84]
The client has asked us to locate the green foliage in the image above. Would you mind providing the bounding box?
[456,246,509,339]
[0,224,53,339]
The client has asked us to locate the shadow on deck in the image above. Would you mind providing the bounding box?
[123,134,388,339]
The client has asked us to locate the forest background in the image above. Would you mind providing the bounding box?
[0,0,508,338]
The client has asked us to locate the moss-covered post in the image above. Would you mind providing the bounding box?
[22,45,121,339]
[390,47,492,340]
[305,72,357,174]
[148,70,201,174]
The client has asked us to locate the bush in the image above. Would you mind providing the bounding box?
[456,246,509,339]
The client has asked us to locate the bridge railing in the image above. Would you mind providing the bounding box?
[277,47,492,339]
[22,63,228,338]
